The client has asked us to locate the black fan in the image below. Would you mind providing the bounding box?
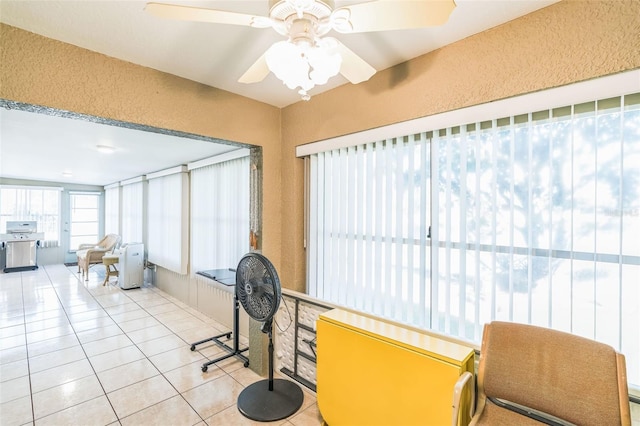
[235,253,303,422]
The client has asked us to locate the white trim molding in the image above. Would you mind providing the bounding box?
[296,69,640,157]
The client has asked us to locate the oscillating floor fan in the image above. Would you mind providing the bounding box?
[235,252,304,422]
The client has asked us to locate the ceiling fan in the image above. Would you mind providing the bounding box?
[145,0,456,101]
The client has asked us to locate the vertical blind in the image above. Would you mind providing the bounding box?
[307,93,640,388]
[104,185,119,236]
[120,180,144,244]
[308,137,431,326]
[190,155,250,274]
[147,169,189,274]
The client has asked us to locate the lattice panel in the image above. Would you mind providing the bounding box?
[274,293,332,390]
[275,296,296,373]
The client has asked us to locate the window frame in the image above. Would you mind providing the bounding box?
[0,185,63,246]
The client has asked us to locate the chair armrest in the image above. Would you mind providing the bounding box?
[86,248,109,261]
[78,243,97,250]
[452,371,475,426]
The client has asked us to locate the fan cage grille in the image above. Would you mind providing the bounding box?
[236,253,282,323]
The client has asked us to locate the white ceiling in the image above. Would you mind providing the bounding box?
[0,108,241,186]
[0,0,558,187]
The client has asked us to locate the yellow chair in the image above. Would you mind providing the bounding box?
[459,321,631,426]
[76,234,120,281]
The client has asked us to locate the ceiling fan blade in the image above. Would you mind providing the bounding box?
[336,41,376,84]
[334,0,456,33]
[144,2,269,28]
[238,53,270,84]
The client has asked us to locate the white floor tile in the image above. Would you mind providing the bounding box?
[0,265,324,426]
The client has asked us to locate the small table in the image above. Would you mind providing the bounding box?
[102,253,120,286]
[195,268,235,287]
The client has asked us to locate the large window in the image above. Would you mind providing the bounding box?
[0,186,61,246]
[69,192,100,250]
[306,88,640,388]
[190,152,250,273]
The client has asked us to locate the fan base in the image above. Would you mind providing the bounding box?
[237,378,304,422]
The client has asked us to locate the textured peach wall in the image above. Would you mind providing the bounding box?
[0,24,283,271]
[279,0,640,292]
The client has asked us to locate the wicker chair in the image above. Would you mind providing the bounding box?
[454,321,631,426]
[76,234,120,281]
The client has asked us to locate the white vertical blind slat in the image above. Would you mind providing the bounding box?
[365,142,375,313]
[355,145,365,311]
[508,119,515,322]
[346,146,356,308]
[308,155,319,297]
[458,128,468,335]
[394,138,404,320]
[490,121,498,322]
[430,134,440,330]
[406,134,416,325]
[384,139,393,318]
[420,133,429,329]
[472,127,482,341]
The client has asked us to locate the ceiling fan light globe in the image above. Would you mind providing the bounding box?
[297,75,315,92]
[310,69,335,85]
[307,40,341,85]
[317,36,338,49]
[309,62,339,85]
[298,89,311,101]
[265,40,298,69]
[266,41,314,90]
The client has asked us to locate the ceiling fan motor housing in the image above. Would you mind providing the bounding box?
[270,0,334,41]
[269,0,334,20]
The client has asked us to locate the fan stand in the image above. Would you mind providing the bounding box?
[190,293,249,372]
[237,323,304,422]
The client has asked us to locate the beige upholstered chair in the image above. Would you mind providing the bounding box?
[76,234,120,281]
[459,321,631,426]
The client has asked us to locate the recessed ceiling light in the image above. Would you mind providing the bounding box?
[62,171,73,178]
[96,145,115,153]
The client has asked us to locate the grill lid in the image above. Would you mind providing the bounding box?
[6,221,38,234]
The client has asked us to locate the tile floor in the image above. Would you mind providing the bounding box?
[0,264,323,426]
